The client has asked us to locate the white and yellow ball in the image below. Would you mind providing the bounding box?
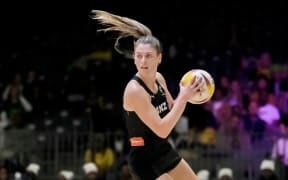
[180,69,215,104]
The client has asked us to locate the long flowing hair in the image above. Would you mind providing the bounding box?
[90,10,158,59]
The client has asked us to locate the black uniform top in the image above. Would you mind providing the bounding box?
[123,75,182,178]
[124,75,170,143]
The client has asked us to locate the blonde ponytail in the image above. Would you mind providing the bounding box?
[90,10,153,58]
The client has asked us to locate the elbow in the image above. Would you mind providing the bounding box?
[159,134,169,139]
[150,122,171,139]
[156,131,169,139]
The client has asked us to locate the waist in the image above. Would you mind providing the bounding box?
[129,136,169,147]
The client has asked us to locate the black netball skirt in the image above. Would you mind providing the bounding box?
[127,139,182,180]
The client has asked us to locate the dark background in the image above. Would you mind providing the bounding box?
[3,0,287,65]
[1,0,287,100]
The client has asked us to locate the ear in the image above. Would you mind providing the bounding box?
[158,53,162,65]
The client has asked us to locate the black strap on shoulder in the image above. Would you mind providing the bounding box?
[132,76,154,96]
[156,80,165,94]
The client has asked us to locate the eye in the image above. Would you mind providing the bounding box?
[145,54,152,59]
[135,54,142,59]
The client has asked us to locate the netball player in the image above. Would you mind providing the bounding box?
[91,10,202,180]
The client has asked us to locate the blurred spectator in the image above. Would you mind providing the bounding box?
[276,64,288,126]
[117,159,132,180]
[271,123,288,179]
[218,75,230,97]
[257,159,279,180]
[25,163,40,180]
[174,115,190,148]
[0,111,9,149]
[217,167,233,180]
[22,69,45,122]
[84,133,115,180]
[0,164,8,180]
[211,88,226,121]
[197,169,210,180]
[2,72,23,101]
[1,83,32,129]
[253,75,281,133]
[255,74,270,91]
[270,65,284,100]
[257,97,281,132]
[199,126,217,147]
[22,70,38,101]
[226,79,244,111]
[278,91,288,126]
[256,51,273,79]
[197,102,219,147]
[185,101,218,147]
[83,162,99,180]
[113,130,125,157]
[235,54,257,92]
[254,75,274,104]
[242,101,266,145]
[216,102,251,150]
[58,170,74,180]
[14,171,23,180]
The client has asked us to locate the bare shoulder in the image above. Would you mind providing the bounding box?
[156,72,167,87]
[124,80,141,96]
[123,79,147,111]
[156,72,166,84]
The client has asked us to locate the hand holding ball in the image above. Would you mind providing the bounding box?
[180,69,215,104]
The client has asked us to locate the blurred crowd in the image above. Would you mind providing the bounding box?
[0,160,132,180]
[1,8,288,179]
[0,43,287,179]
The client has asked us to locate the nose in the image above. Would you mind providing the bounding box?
[140,57,147,63]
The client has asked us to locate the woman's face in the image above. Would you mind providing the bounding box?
[134,43,161,76]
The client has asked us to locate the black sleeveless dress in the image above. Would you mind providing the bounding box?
[123,75,181,180]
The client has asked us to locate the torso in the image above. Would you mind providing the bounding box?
[124,75,169,141]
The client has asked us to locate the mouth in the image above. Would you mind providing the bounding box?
[141,66,148,69]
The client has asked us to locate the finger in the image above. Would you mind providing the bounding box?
[191,76,203,88]
[190,79,205,92]
[196,79,205,89]
[190,76,197,85]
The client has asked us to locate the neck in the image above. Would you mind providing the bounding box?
[136,73,157,92]
[136,72,156,83]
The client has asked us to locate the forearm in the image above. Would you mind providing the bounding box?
[158,96,187,138]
